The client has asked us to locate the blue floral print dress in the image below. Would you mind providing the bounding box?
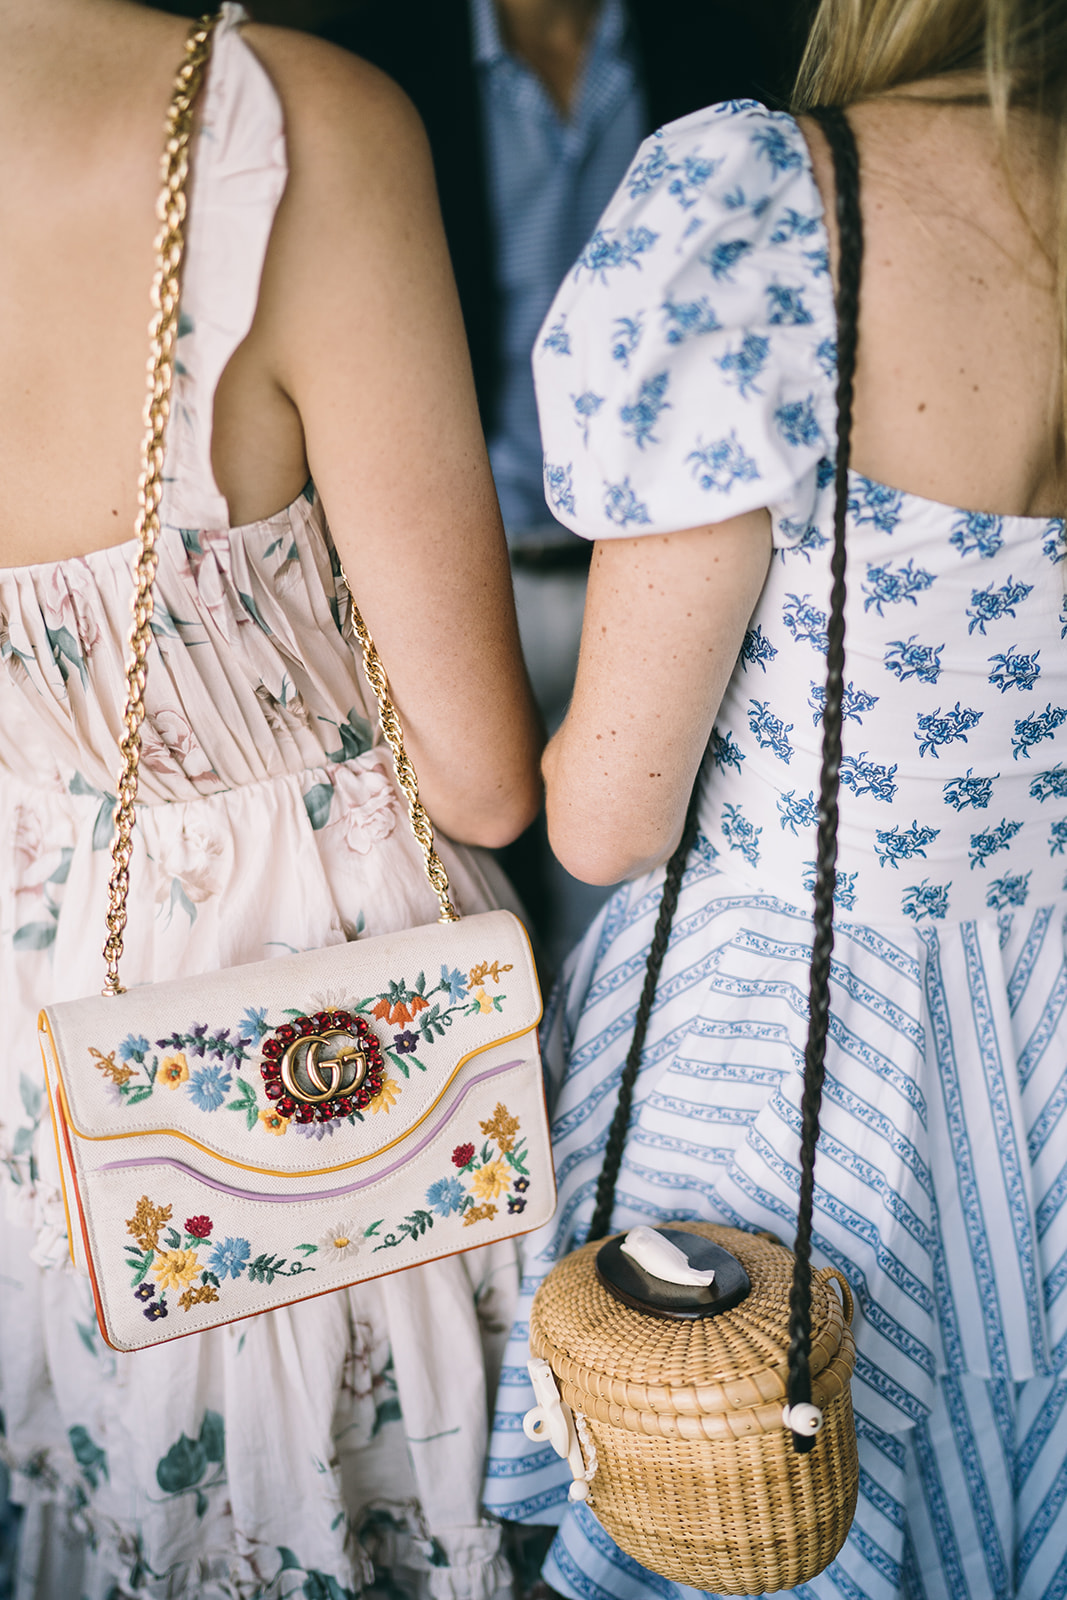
[484,102,1067,1600]
[0,11,523,1600]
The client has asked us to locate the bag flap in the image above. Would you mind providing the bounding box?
[40,909,541,1177]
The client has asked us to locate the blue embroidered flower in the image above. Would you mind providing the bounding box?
[440,965,468,1004]
[988,647,1041,694]
[1049,819,1067,855]
[986,871,1031,911]
[848,478,903,535]
[716,334,769,398]
[610,315,644,368]
[747,700,793,763]
[239,1007,269,1041]
[620,372,670,449]
[119,1034,151,1063]
[662,297,721,344]
[781,593,828,652]
[840,753,899,804]
[863,559,936,616]
[915,703,983,759]
[966,576,1032,635]
[668,153,721,208]
[1012,704,1067,760]
[710,726,744,773]
[901,880,951,922]
[187,1064,232,1113]
[1042,519,1067,563]
[774,397,820,448]
[766,284,813,326]
[950,511,1003,560]
[884,637,944,685]
[750,123,803,174]
[574,226,658,283]
[808,681,878,726]
[426,1178,466,1218]
[721,803,761,867]
[777,789,818,835]
[687,432,760,493]
[739,625,778,672]
[969,818,1022,868]
[703,239,752,281]
[207,1237,251,1280]
[1031,766,1067,801]
[875,822,939,869]
[943,770,996,810]
[801,862,858,910]
[544,461,575,517]
[603,478,651,527]
[768,207,820,244]
[541,318,571,356]
[572,390,604,444]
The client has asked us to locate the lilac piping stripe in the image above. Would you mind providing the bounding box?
[97,1058,527,1203]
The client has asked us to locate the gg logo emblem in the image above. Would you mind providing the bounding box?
[260,1009,385,1126]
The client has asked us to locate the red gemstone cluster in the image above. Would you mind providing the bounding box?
[259,1010,384,1125]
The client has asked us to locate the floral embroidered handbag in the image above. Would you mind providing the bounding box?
[36,15,553,1352]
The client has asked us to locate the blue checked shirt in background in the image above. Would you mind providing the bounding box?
[470,0,647,542]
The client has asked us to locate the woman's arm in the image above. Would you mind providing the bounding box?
[544,511,773,885]
[217,29,543,849]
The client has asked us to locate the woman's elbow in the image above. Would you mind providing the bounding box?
[546,803,676,886]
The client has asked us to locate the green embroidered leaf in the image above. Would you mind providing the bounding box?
[199,1409,225,1465]
[131,1252,154,1287]
[385,1048,410,1080]
[303,783,333,831]
[125,1085,154,1106]
[247,1253,286,1285]
[13,920,57,952]
[296,1243,318,1256]
[164,1228,181,1249]
[156,1433,207,1493]
[92,795,117,851]
[202,1271,220,1288]
[363,1220,382,1237]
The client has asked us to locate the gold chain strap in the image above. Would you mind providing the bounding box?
[102,11,456,996]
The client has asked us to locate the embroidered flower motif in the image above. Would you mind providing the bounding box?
[126,1196,173,1253]
[258,1108,288,1137]
[119,1034,152,1063]
[152,1248,202,1293]
[507,1195,527,1214]
[134,1283,156,1302]
[479,1103,520,1154]
[367,1076,401,1115]
[178,1283,220,1311]
[452,1143,476,1169]
[207,1237,251,1280]
[463,1202,498,1226]
[471,989,494,1015]
[184,1215,213,1239]
[440,966,468,1004]
[513,1177,530,1193]
[144,1301,169,1322]
[315,1222,364,1264]
[187,1063,232,1112]
[393,1031,419,1055]
[471,1161,511,1202]
[158,1053,189,1089]
[426,1178,466,1217]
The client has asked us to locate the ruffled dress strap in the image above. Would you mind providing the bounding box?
[162,1,288,532]
[532,102,837,541]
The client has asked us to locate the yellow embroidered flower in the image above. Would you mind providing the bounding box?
[178,1282,219,1312]
[126,1195,173,1253]
[470,1160,510,1202]
[472,989,494,1015]
[367,1076,401,1115]
[463,1202,498,1226]
[158,1052,189,1089]
[152,1248,201,1292]
[479,1103,520,1154]
[258,1107,288,1136]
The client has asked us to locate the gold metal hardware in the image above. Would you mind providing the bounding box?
[279,1030,369,1106]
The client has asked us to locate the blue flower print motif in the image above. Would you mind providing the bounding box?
[968,818,1022,868]
[781,593,828,653]
[777,516,828,560]
[661,297,721,345]
[572,391,604,444]
[668,153,722,209]
[848,478,903,535]
[739,625,777,672]
[542,317,571,356]
[768,207,821,245]
[902,880,951,922]
[943,769,996,810]
[119,1034,151,1064]
[721,803,761,867]
[620,373,670,449]
[815,338,837,379]
[915,703,983,758]
[777,789,818,834]
[426,1178,466,1218]
[1042,520,1067,563]
[716,334,769,398]
[809,681,878,726]
[801,861,858,910]
[751,122,803,175]
[1061,596,1067,640]
[804,246,831,278]
[574,227,658,283]
[544,461,575,518]
[703,239,752,281]
[986,871,1031,911]
[766,284,813,326]
[626,137,675,196]
[1031,766,1067,801]
[747,700,793,763]
[774,398,821,449]
[988,647,1041,694]
[875,822,939,870]
[208,1237,251,1280]
[884,636,944,685]
[1012,704,1067,760]
[187,1064,232,1113]
[1049,819,1067,855]
[710,726,744,773]
[611,315,644,369]
[840,753,899,804]
[950,511,1003,560]
[863,560,936,616]
[688,432,760,494]
[966,576,1033,635]
[603,478,651,528]
[440,965,468,1004]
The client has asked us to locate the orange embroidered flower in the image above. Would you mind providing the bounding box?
[158,1052,189,1089]
[408,994,429,1016]
[258,1107,289,1136]
[372,997,393,1023]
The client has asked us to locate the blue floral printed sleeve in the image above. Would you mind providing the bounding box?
[533,102,838,542]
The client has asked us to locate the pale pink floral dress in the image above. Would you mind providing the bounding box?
[0,10,521,1597]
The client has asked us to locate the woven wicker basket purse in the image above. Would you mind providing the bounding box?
[520,108,864,1594]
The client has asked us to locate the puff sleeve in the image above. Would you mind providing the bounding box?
[532,103,838,544]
